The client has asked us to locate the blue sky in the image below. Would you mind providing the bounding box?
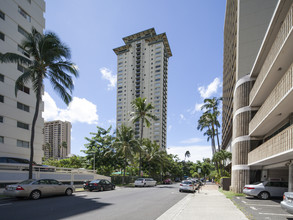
[43,0,226,162]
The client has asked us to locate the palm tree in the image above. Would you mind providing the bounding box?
[197,112,216,155]
[184,150,191,161]
[113,124,139,184]
[130,97,158,177]
[144,139,168,181]
[201,97,222,151]
[213,150,232,176]
[0,28,78,179]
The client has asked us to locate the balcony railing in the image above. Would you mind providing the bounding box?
[250,4,293,103]
[248,124,293,164]
[249,63,293,133]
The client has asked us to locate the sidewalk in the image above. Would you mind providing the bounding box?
[157,184,248,220]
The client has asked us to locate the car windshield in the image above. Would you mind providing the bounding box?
[182,181,192,184]
[251,181,263,185]
[90,180,101,183]
[18,179,36,184]
[136,178,144,181]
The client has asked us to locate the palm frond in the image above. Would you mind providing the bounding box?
[0,53,31,65]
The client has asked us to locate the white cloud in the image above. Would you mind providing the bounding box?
[198,77,221,99]
[42,92,98,124]
[167,145,212,162]
[180,138,203,144]
[189,103,204,114]
[168,125,172,132]
[180,114,186,120]
[100,67,117,90]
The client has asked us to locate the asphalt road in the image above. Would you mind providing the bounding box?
[0,183,187,220]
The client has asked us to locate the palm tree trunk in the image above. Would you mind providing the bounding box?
[29,87,41,179]
[216,127,220,152]
[139,118,144,177]
[123,158,126,185]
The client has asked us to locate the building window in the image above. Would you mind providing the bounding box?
[0,136,3,143]
[17,140,29,148]
[17,121,29,130]
[18,7,31,22]
[0,32,4,41]
[0,116,3,123]
[0,10,5,20]
[0,95,3,103]
[18,45,30,58]
[17,63,27,73]
[18,26,29,38]
[17,102,30,112]
[18,85,30,94]
[0,74,4,82]
[155,69,160,72]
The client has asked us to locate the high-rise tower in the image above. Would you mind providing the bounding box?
[43,120,71,160]
[113,28,172,149]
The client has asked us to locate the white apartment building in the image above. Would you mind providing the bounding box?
[43,120,71,160]
[113,28,172,149]
[0,0,45,163]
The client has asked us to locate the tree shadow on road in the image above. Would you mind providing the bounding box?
[1,194,112,220]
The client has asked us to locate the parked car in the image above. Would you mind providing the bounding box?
[163,178,172,184]
[134,178,157,187]
[87,179,115,191]
[281,192,293,214]
[174,177,181,182]
[243,181,288,200]
[179,180,196,193]
[3,179,74,200]
[83,180,91,190]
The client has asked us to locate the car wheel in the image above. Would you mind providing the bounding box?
[258,191,270,200]
[100,186,104,191]
[65,188,73,196]
[179,189,182,192]
[112,186,115,190]
[30,190,41,200]
[89,189,93,192]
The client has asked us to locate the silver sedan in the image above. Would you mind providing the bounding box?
[281,192,293,214]
[3,179,75,200]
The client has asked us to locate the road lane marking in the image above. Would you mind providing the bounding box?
[259,212,293,217]
[250,206,257,210]
[0,203,12,207]
[242,200,247,204]
[245,204,279,207]
[236,197,240,199]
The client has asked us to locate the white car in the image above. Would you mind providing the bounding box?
[134,178,157,187]
[179,180,196,193]
[243,181,288,200]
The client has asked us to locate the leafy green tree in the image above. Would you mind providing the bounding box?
[113,124,139,184]
[0,28,78,178]
[43,155,85,168]
[83,126,121,175]
[130,97,158,176]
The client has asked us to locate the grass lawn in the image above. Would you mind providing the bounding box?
[219,188,245,199]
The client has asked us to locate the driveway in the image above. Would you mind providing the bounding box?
[232,196,293,220]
